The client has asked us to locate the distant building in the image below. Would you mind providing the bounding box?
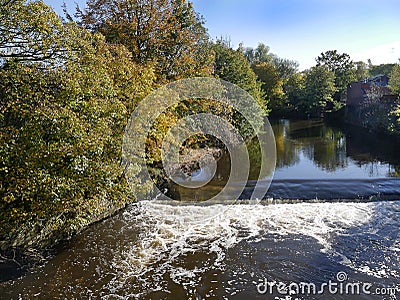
[346,74,399,132]
[364,74,389,86]
[347,74,393,107]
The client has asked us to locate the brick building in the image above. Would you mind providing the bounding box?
[347,74,392,107]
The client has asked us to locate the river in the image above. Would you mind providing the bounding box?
[1,119,400,299]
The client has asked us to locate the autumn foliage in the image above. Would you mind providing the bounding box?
[0,0,268,251]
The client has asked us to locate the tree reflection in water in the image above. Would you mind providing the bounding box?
[271,118,400,178]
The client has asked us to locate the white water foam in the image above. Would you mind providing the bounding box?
[103,201,384,297]
[339,201,400,279]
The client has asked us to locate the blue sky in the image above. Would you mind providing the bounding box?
[46,0,400,70]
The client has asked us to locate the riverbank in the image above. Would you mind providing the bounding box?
[0,146,224,281]
[0,196,132,281]
[341,104,400,138]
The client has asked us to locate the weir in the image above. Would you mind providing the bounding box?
[169,118,400,203]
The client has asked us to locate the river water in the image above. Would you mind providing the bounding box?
[1,119,400,299]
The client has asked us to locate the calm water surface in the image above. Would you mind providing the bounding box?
[1,119,400,299]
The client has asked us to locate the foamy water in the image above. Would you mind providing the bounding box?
[102,200,399,298]
[1,200,399,299]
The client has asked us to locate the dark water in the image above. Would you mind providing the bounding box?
[1,119,400,299]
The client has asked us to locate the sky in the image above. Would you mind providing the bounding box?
[46,0,400,70]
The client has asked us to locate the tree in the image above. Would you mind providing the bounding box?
[0,1,156,250]
[244,47,255,65]
[354,61,369,81]
[284,72,305,113]
[316,50,356,101]
[316,50,353,73]
[244,43,271,65]
[213,40,265,108]
[243,43,297,114]
[0,0,72,63]
[251,62,284,113]
[301,65,337,116]
[270,54,299,80]
[369,63,396,77]
[79,0,213,80]
[210,40,267,140]
[244,43,298,79]
[389,64,400,134]
[389,64,400,96]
